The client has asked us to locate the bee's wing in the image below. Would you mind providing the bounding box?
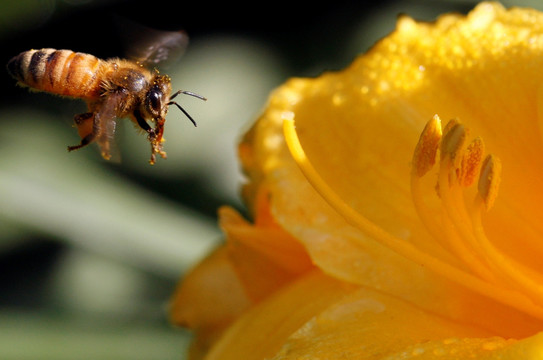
[117,18,189,68]
[95,91,125,162]
[133,29,188,67]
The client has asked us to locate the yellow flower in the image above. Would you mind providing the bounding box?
[171,2,543,359]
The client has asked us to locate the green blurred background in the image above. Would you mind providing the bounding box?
[0,0,537,358]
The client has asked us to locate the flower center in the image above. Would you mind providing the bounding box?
[412,115,543,309]
[282,115,543,319]
[411,115,498,281]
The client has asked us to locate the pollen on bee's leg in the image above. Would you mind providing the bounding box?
[73,112,94,140]
[101,151,112,161]
[148,140,167,165]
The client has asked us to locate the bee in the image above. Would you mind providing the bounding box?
[6,32,206,164]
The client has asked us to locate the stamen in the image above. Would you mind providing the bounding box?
[441,121,469,175]
[282,116,543,319]
[411,115,543,314]
[411,116,460,257]
[478,155,501,211]
[441,137,543,305]
[412,114,442,177]
[439,208,497,281]
[411,117,495,280]
[459,137,484,187]
[437,147,497,282]
[472,196,543,304]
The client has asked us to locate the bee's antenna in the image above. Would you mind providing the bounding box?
[168,90,207,127]
[171,90,207,101]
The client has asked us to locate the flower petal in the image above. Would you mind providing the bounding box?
[382,334,543,360]
[204,270,356,360]
[276,306,543,360]
[170,246,251,358]
[218,204,313,302]
[171,198,315,358]
[271,285,493,360]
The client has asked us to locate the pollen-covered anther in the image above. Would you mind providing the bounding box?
[459,137,485,187]
[441,120,469,172]
[412,114,443,177]
[478,154,501,211]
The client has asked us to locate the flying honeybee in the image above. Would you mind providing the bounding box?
[6,30,206,164]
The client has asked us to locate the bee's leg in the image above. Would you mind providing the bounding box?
[67,112,96,152]
[133,110,166,165]
[134,110,152,133]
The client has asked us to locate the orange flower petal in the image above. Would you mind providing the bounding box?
[277,307,543,360]
[204,270,356,360]
[170,246,251,358]
[219,204,313,302]
[381,334,543,360]
[271,286,493,359]
[171,196,314,357]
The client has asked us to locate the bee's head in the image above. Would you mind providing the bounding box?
[143,73,206,126]
[143,74,172,121]
[142,73,206,164]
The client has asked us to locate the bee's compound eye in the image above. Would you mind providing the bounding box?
[148,89,162,112]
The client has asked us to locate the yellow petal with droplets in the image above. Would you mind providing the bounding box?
[383,333,543,360]
[271,286,492,360]
[204,271,356,360]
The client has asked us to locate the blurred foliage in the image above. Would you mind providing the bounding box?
[1,0,541,359]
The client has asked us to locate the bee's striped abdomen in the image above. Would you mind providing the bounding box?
[7,49,105,99]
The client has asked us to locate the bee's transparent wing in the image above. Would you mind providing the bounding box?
[116,18,189,68]
[95,91,125,162]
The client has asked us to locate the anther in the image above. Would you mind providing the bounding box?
[477,154,501,211]
[459,137,484,187]
[441,121,468,169]
[412,114,442,177]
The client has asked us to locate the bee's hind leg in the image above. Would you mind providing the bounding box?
[67,112,96,152]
